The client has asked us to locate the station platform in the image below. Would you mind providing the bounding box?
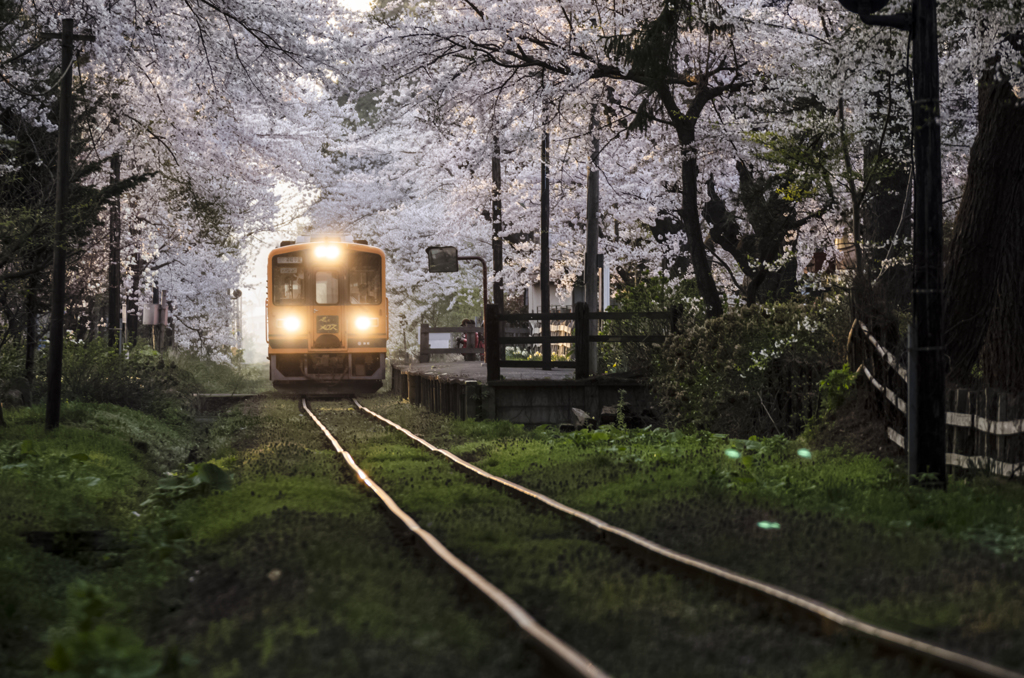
[391,360,651,426]
[400,359,575,382]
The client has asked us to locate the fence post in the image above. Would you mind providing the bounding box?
[419,324,429,363]
[575,302,590,380]
[996,391,1007,466]
[946,388,956,464]
[847,320,860,371]
[485,303,499,383]
[1008,392,1023,468]
[984,388,999,467]
[967,389,979,460]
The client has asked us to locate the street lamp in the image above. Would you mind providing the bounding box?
[836,0,946,486]
[425,247,488,311]
[232,289,242,350]
[426,247,490,364]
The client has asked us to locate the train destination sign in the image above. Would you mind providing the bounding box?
[317,315,339,333]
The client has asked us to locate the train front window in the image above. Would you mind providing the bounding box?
[272,257,305,305]
[348,252,382,305]
[315,270,340,305]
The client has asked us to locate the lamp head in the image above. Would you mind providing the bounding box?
[836,0,890,13]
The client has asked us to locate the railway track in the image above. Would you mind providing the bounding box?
[301,397,1024,678]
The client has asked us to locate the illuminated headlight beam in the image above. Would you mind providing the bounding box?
[315,244,340,259]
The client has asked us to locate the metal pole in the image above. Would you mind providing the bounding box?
[907,0,946,486]
[457,256,488,362]
[456,257,488,312]
[44,19,74,431]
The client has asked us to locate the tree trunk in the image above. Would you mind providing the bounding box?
[655,84,723,317]
[24,279,38,405]
[944,76,1024,388]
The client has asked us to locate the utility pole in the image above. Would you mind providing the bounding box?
[838,0,946,486]
[108,151,121,348]
[491,136,504,313]
[585,105,600,376]
[41,19,94,431]
[540,122,552,370]
[907,0,946,486]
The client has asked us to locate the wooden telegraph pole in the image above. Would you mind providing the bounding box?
[491,136,504,313]
[540,124,552,370]
[108,152,121,348]
[585,105,601,376]
[42,19,94,431]
[906,0,946,486]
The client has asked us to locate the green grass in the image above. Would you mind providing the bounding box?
[363,394,1024,671]
[0,402,197,677]
[153,398,541,678]
[313,399,945,677]
[5,390,1023,676]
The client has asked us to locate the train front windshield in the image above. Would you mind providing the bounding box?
[348,252,382,305]
[272,255,305,304]
[272,251,381,306]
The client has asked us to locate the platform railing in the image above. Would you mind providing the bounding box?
[418,325,484,362]
[484,302,677,382]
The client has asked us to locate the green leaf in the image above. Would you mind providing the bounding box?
[197,463,232,492]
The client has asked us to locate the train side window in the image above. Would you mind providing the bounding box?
[273,264,305,304]
[348,252,382,305]
[315,271,340,305]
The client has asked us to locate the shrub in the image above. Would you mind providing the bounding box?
[599,277,704,374]
[654,294,849,438]
[59,340,199,417]
[170,348,269,394]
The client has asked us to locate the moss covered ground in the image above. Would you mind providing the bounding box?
[359,394,1024,673]
[1,391,1022,677]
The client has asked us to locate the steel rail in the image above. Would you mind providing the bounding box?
[300,399,611,678]
[352,398,1024,678]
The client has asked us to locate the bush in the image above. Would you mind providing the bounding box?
[654,294,849,438]
[170,348,269,394]
[599,277,704,374]
[0,341,35,406]
[59,340,200,418]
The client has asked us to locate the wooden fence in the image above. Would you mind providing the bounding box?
[849,320,1023,477]
[484,302,675,382]
[415,302,675,381]
[418,325,486,361]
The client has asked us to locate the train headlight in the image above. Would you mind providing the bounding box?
[314,244,340,259]
[282,316,302,332]
[354,316,374,331]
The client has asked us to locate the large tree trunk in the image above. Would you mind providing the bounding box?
[944,76,1024,388]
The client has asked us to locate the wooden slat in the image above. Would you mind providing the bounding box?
[498,359,577,369]
[590,311,671,321]
[589,335,665,344]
